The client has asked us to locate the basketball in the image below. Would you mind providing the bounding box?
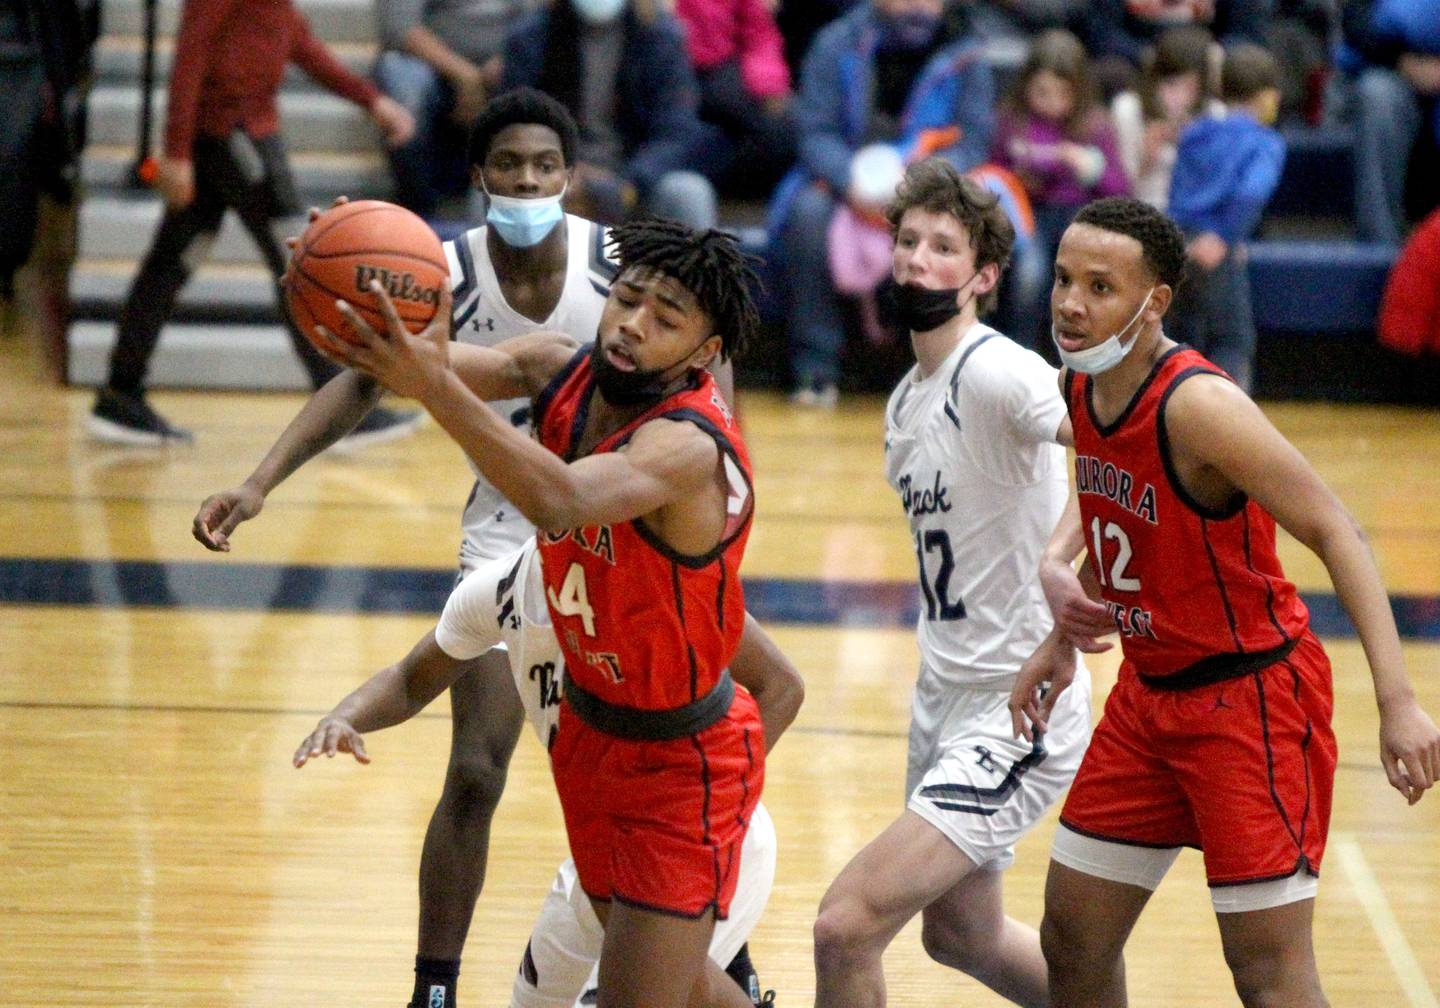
[283,200,449,355]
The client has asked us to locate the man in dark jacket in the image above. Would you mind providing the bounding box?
[500,0,717,228]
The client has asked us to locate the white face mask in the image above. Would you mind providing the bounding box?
[572,0,625,24]
[1053,286,1155,375]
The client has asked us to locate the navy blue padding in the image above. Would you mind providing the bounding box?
[1248,240,1396,333]
[1266,125,1356,220]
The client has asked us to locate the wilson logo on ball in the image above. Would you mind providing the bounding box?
[353,265,442,306]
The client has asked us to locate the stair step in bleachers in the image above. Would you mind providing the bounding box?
[100,0,377,46]
[81,145,389,199]
[87,86,380,154]
[93,35,377,92]
[70,259,283,323]
[78,197,309,266]
[68,321,310,390]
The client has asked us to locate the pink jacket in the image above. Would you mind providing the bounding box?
[674,0,791,100]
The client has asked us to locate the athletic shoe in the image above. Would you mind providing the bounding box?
[334,405,425,452]
[789,381,839,410]
[87,388,194,445]
[579,990,598,1005]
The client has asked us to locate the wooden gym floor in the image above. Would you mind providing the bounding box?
[1,334,1437,1007]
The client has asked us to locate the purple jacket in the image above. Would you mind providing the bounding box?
[990,110,1131,208]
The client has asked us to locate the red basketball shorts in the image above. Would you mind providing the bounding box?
[1060,630,1337,886]
[550,686,765,918]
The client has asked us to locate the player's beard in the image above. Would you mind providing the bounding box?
[591,343,690,408]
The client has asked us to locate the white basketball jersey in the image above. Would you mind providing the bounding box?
[435,538,565,748]
[444,214,615,570]
[883,324,1069,688]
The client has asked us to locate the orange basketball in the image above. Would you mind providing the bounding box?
[283,200,448,356]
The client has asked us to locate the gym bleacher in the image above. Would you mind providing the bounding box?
[67,0,1440,404]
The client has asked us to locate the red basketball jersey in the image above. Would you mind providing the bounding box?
[1066,346,1309,680]
[533,346,754,711]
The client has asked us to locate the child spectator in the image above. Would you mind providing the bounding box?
[990,28,1131,352]
[675,0,798,197]
[1168,42,1285,393]
[1110,25,1218,210]
[87,0,415,445]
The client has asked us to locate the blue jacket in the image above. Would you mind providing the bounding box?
[500,9,705,195]
[769,5,994,230]
[1168,111,1286,244]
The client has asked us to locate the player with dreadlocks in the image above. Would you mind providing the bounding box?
[321,218,770,1008]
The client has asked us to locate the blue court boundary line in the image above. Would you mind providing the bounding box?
[2,557,1440,640]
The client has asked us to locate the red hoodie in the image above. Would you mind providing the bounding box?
[1379,208,1440,357]
[163,0,379,160]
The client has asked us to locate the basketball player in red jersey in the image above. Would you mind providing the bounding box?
[1008,197,1440,1007]
[318,218,764,1008]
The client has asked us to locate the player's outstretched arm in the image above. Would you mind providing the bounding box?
[324,281,719,530]
[730,613,805,753]
[1168,375,1440,804]
[193,368,383,551]
[293,631,468,767]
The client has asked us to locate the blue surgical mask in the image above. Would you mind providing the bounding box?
[572,0,625,25]
[484,186,566,248]
[1053,286,1154,374]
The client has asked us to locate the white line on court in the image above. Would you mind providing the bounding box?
[1332,833,1439,1008]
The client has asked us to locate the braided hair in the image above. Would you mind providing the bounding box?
[606,218,762,362]
[1073,198,1187,290]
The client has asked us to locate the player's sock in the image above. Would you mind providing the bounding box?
[724,943,761,1005]
[408,956,460,1008]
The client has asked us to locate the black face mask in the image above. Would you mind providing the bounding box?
[591,342,697,408]
[892,282,965,333]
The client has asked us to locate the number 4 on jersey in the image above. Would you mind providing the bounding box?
[547,562,596,636]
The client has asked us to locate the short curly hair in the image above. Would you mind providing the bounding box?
[1072,198,1187,290]
[886,158,1015,315]
[607,218,762,362]
[466,87,579,168]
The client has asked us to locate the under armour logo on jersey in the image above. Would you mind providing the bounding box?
[429,985,446,1008]
[470,316,495,332]
[973,745,1000,774]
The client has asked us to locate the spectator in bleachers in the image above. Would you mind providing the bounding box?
[1340,0,1440,244]
[1167,42,1285,392]
[959,0,1087,54]
[1111,25,1219,210]
[990,29,1131,353]
[0,0,95,333]
[775,0,862,77]
[375,0,535,218]
[676,0,799,198]
[87,0,416,445]
[1081,0,1272,98]
[1378,205,1440,356]
[771,0,995,407]
[1265,0,1337,124]
[499,0,718,229]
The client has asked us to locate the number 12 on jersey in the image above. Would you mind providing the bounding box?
[915,529,966,621]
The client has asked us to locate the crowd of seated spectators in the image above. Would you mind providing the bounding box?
[364,0,1434,404]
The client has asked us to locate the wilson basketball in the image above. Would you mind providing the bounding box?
[284,200,448,355]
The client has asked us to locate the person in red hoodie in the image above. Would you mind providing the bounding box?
[86,0,415,446]
[1379,206,1440,358]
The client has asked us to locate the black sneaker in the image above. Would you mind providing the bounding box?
[579,989,598,1005]
[334,405,425,452]
[87,387,194,445]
